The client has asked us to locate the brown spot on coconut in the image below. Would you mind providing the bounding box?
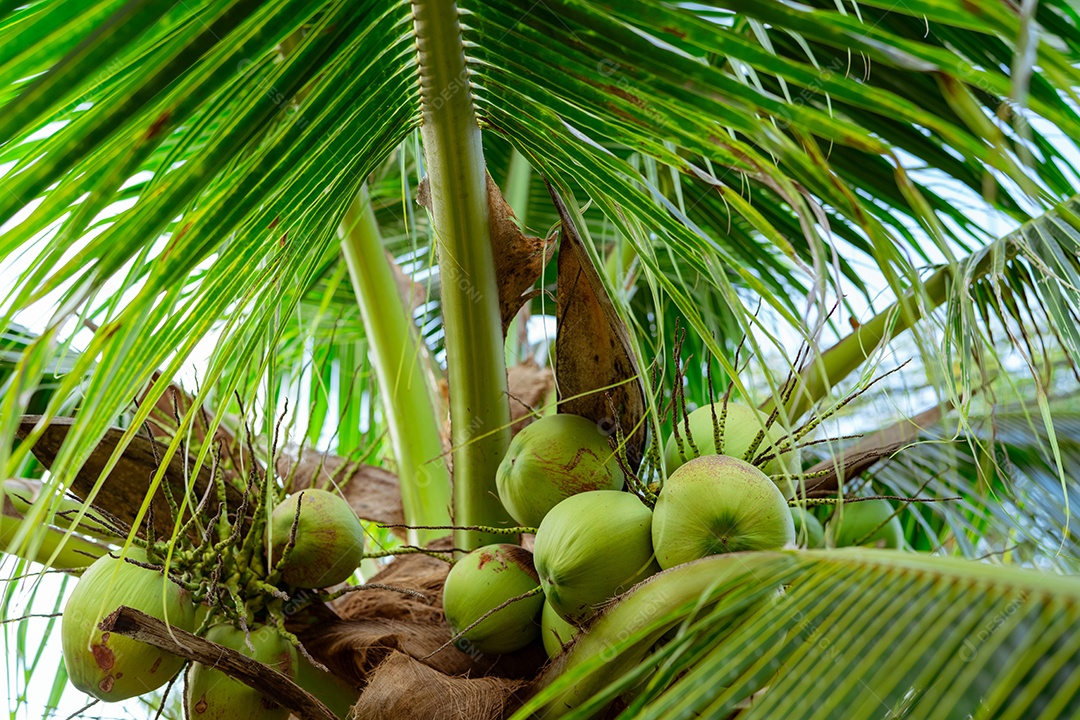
[91,643,114,670]
[495,414,626,527]
[441,544,544,655]
[62,550,195,701]
[652,455,795,570]
[268,488,366,589]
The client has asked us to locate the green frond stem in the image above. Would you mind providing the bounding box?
[522,552,800,718]
[504,149,533,223]
[340,187,453,546]
[413,0,514,550]
[770,246,1003,419]
[0,514,106,571]
[521,548,1080,719]
[504,148,532,364]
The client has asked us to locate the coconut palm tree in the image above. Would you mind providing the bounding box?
[2,1,1080,718]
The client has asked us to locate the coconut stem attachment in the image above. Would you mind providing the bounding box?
[379,523,537,535]
[272,489,305,576]
[604,393,655,505]
[363,546,456,563]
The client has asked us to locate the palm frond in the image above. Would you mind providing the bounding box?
[0,1,417,529]
[862,408,1080,569]
[520,549,1080,719]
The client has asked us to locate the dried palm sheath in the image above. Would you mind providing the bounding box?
[296,543,544,719]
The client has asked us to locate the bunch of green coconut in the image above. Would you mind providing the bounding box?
[441,402,904,658]
[59,475,364,719]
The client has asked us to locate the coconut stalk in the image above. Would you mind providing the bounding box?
[413,1,514,550]
[339,187,451,546]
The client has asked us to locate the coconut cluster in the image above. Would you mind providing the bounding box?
[442,415,657,658]
[443,411,827,659]
[441,408,911,660]
[440,487,660,659]
[60,481,366,715]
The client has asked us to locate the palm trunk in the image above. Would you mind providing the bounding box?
[413,1,513,550]
[339,187,452,547]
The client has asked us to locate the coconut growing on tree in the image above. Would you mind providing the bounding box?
[441,544,545,654]
[652,455,794,570]
[827,499,903,549]
[533,490,659,624]
[187,623,298,720]
[61,550,196,701]
[541,599,580,658]
[293,653,361,719]
[665,402,798,495]
[268,489,365,589]
[791,506,825,548]
[495,413,626,527]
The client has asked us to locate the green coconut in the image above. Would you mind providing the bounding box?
[268,489,365,589]
[187,623,297,720]
[541,599,580,658]
[790,506,825,548]
[62,550,195,701]
[441,544,544,654]
[652,455,794,570]
[664,402,798,495]
[826,499,903,549]
[294,653,360,720]
[496,414,626,527]
[533,490,659,624]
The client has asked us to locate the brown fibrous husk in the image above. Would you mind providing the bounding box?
[350,651,526,720]
[295,541,545,719]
